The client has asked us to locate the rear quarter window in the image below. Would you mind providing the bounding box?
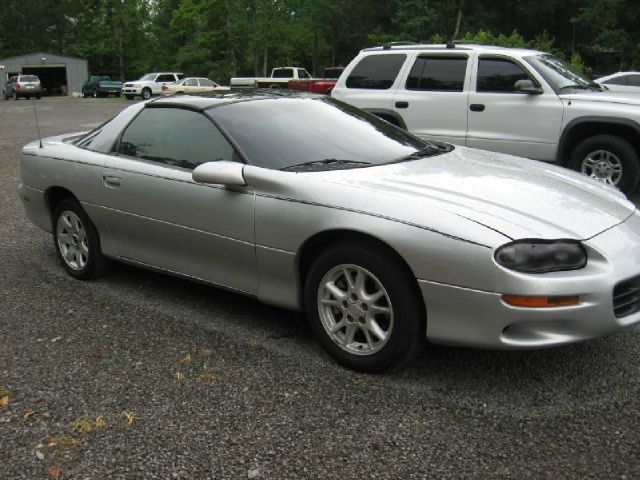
[346,54,407,90]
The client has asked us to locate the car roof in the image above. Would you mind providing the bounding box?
[148,90,324,111]
[361,43,543,57]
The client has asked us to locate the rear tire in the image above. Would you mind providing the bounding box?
[568,134,640,195]
[304,241,426,372]
[52,198,109,280]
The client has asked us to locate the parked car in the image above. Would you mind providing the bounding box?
[17,91,640,372]
[332,43,640,195]
[230,67,312,88]
[161,77,230,96]
[122,72,185,100]
[595,72,640,93]
[288,67,345,94]
[82,76,122,98]
[3,75,42,100]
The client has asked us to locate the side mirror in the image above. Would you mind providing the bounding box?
[192,161,246,186]
[514,79,543,94]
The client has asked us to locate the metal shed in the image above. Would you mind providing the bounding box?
[0,52,88,96]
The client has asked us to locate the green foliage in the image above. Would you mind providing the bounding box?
[0,0,637,82]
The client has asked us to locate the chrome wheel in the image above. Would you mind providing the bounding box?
[56,210,89,270]
[317,264,393,356]
[581,150,623,185]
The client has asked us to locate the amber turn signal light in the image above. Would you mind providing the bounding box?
[502,295,580,308]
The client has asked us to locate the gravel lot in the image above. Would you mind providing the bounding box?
[1,97,640,479]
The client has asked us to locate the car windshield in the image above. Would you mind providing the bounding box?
[139,74,156,81]
[211,97,441,171]
[524,54,603,92]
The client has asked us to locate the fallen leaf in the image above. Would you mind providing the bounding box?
[48,466,64,479]
[44,435,81,449]
[0,396,8,407]
[71,416,94,433]
[23,410,38,421]
[200,370,216,382]
[174,371,186,381]
[120,410,136,426]
[95,415,106,429]
[40,283,56,295]
[179,354,192,364]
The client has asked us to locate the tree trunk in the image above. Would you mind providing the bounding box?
[263,45,268,77]
[119,0,125,82]
[452,0,465,40]
[250,3,259,76]
[313,25,318,77]
[224,0,237,77]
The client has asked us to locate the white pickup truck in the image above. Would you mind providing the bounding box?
[230,67,312,88]
[332,43,640,195]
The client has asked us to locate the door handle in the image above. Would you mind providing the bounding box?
[103,175,122,188]
[395,101,409,109]
[470,104,485,112]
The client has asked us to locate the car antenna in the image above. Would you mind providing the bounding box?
[31,93,43,148]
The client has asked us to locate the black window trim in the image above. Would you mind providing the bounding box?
[476,54,542,94]
[111,104,247,169]
[405,53,470,92]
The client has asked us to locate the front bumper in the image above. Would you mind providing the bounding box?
[122,85,142,95]
[420,211,640,349]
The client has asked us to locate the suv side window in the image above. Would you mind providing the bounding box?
[156,74,175,83]
[477,58,532,93]
[346,54,407,90]
[117,107,237,169]
[406,56,467,91]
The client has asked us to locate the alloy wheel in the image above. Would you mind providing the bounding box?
[56,210,89,270]
[317,264,394,355]
[581,149,623,186]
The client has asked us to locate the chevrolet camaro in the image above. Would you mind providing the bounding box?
[17,92,640,372]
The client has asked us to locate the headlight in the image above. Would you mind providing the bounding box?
[495,239,587,273]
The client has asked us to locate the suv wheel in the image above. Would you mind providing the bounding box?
[569,134,640,195]
[141,88,152,100]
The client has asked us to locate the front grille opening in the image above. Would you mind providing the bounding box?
[613,276,640,318]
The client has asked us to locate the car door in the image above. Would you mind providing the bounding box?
[153,74,176,94]
[183,78,198,93]
[100,105,258,294]
[392,53,470,145]
[466,55,563,161]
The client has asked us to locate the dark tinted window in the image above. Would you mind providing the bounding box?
[346,54,407,89]
[20,75,39,82]
[272,69,294,78]
[212,97,427,170]
[603,75,629,86]
[406,56,467,91]
[117,107,236,169]
[629,75,640,87]
[177,74,185,80]
[157,74,176,82]
[477,58,531,93]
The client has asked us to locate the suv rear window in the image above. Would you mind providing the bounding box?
[406,56,467,91]
[346,54,406,90]
[19,75,38,82]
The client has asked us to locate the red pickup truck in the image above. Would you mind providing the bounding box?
[288,67,344,95]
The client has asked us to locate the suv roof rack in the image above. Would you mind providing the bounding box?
[382,41,421,50]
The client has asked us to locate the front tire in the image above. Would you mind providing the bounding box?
[569,134,640,195]
[304,242,426,372]
[53,199,109,280]
[141,88,152,100]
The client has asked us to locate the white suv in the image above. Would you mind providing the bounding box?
[332,43,640,194]
[122,72,185,100]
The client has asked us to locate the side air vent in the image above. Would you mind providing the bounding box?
[613,276,640,318]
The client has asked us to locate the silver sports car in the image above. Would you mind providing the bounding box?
[18,92,640,372]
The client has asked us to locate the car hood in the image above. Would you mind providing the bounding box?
[559,89,640,106]
[310,147,635,240]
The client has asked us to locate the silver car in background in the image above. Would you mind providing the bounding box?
[17,92,640,372]
[3,75,42,100]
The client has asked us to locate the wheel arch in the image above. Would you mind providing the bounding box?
[45,186,79,220]
[296,228,421,302]
[557,117,640,166]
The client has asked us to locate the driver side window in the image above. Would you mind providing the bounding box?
[116,107,238,170]
[477,58,533,93]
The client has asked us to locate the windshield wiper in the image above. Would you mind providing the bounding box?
[390,143,452,164]
[281,159,371,172]
[559,84,602,92]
